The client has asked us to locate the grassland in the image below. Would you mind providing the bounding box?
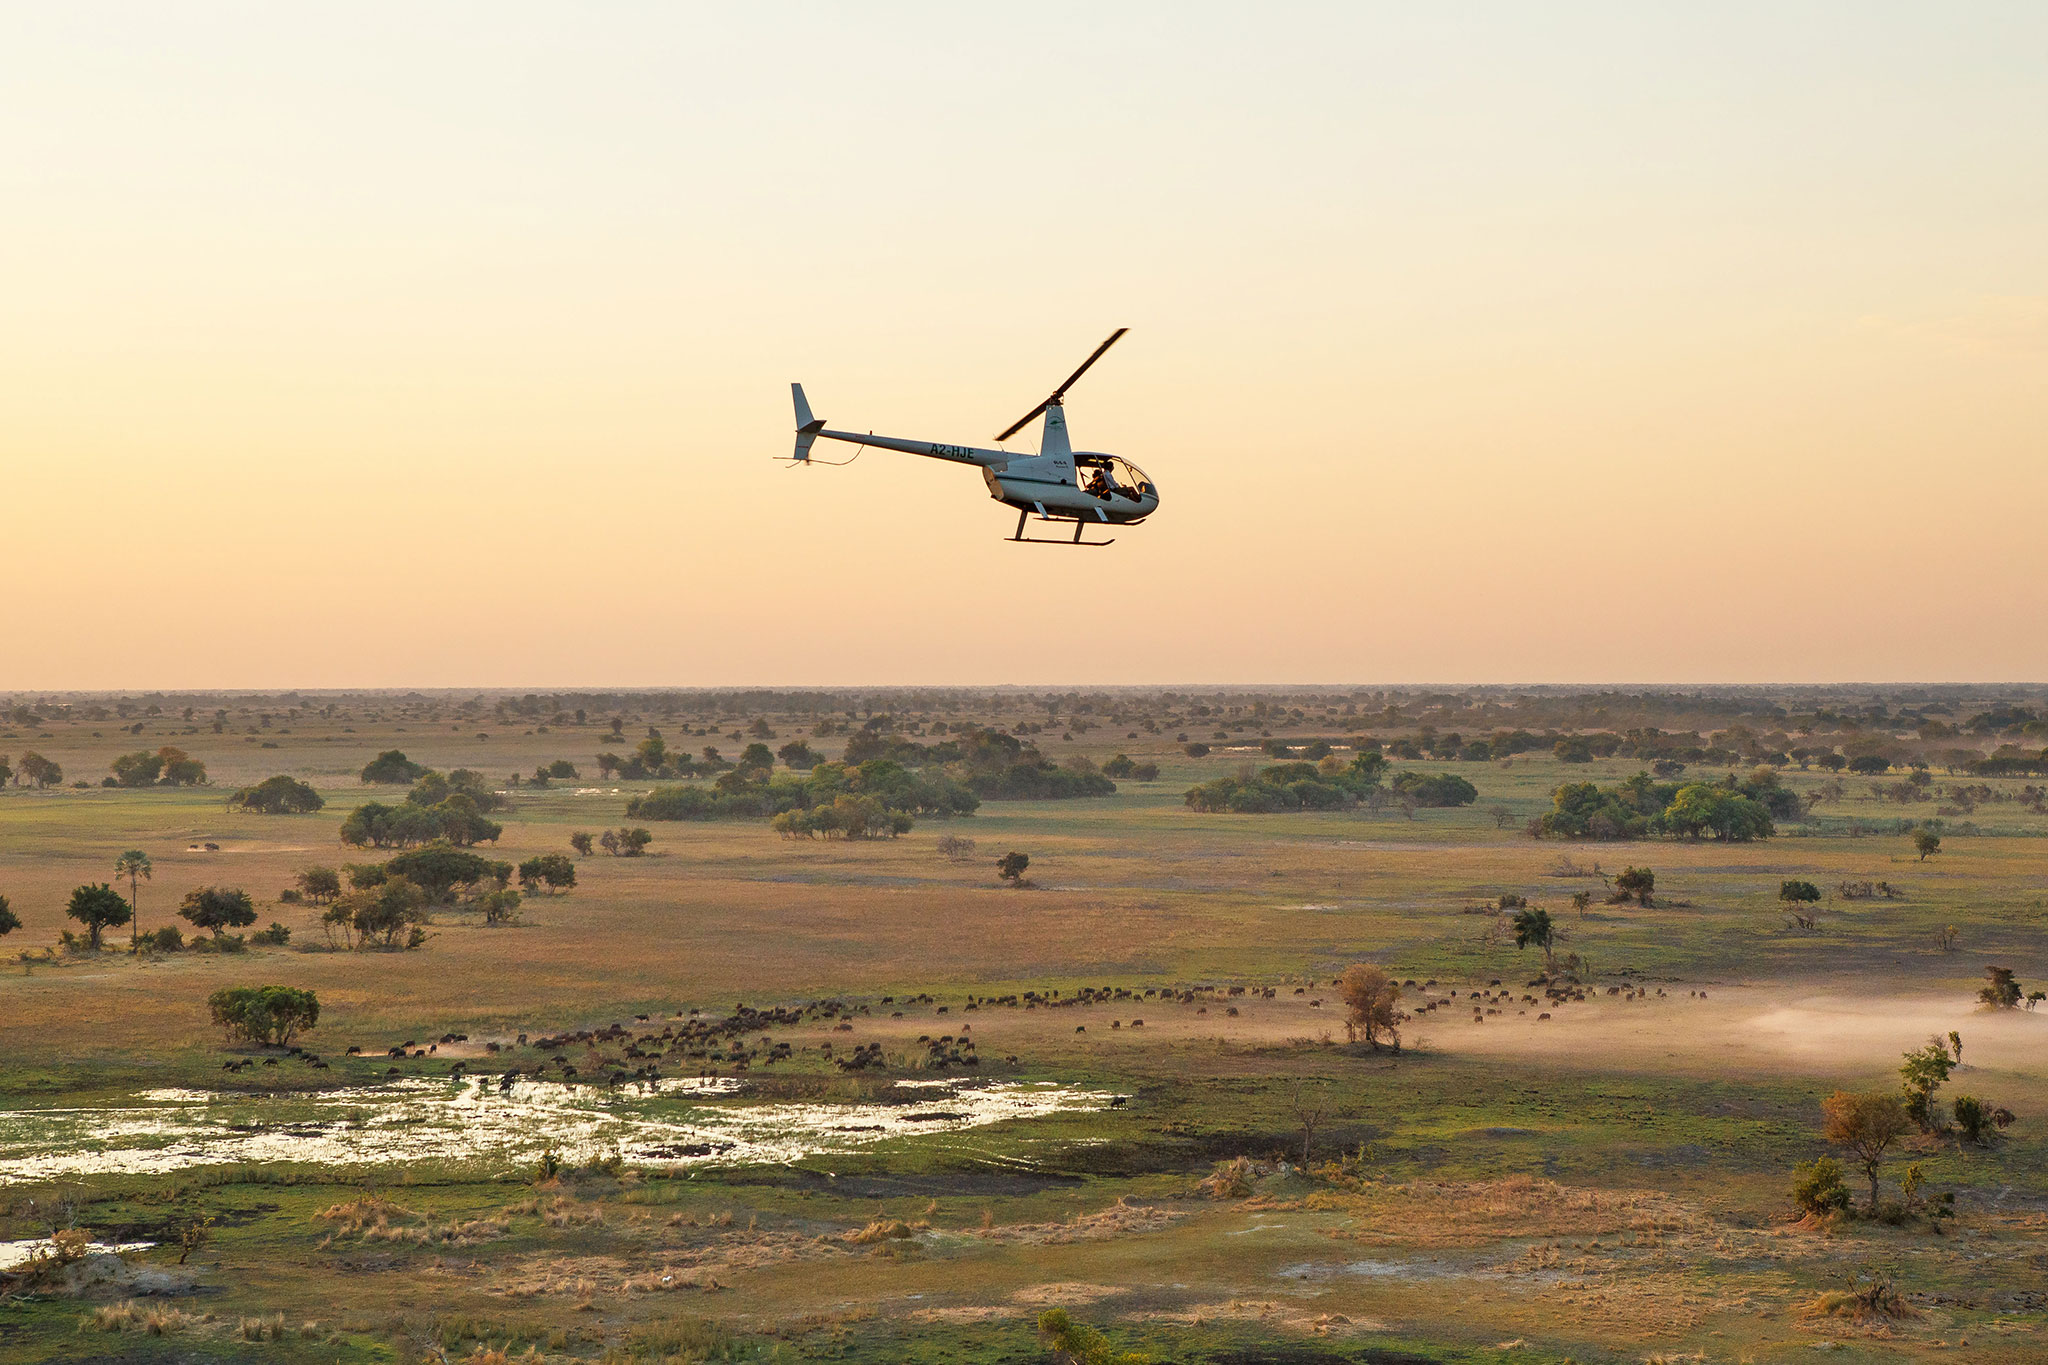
[2,696,2045,1363]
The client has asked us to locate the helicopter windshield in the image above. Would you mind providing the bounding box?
[1077,455,1152,502]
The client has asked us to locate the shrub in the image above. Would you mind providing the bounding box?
[140,926,184,953]
[250,922,291,947]
[1951,1095,1994,1145]
[1792,1157,1851,1217]
[935,833,978,862]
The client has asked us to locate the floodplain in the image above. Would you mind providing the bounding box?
[1,688,2044,1364]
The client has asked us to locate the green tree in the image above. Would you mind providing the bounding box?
[66,883,132,950]
[228,775,324,814]
[1913,829,1942,861]
[110,750,164,787]
[1978,965,2023,1009]
[0,895,19,937]
[156,746,207,786]
[1511,906,1556,968]
[384,843,493,901]
[997,851,1030,884]
[1898,1037,1955,1131]
[178,886,257,938]
[208,985,319,1046]
[1779,879,1822,907]
[359,749,426,784]
[1614,866,1655,905]
[296,866,342,903]
[114,850,152,949]
[19,752,62,788]
[569,831,594,857]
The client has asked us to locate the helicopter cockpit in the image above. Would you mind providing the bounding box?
[1076,453,1154,506]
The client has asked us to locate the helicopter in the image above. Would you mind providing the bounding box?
[786,328,1157,546]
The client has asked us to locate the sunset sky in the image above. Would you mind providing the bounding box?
[5,3,2045,689]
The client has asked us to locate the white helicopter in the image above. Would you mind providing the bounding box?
[787,329,1157,545]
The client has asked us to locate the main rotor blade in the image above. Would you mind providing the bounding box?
[994,401,1048,444]
[993,328,1128,443]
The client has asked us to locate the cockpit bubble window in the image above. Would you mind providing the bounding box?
[1078,455,1153,502]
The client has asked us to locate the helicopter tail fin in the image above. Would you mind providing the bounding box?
[791,383,824,461]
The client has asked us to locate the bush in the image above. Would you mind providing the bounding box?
[935,833,978,862]
[139,926,184,953]
[1792,1157,1851,1217]
[1951,1095,1993,1145]
[250,922,291,947]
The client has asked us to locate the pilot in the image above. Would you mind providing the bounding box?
[1086,468,1111,499]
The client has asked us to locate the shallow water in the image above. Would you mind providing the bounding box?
[0,1077,1109,1184]
[0,1238,154,1270]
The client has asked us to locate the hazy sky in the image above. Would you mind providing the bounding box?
[5,3,2044,689]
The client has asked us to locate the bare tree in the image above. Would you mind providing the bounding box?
[1291,1083,1329,1167]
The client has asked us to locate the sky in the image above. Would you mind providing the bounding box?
[4,2,2045,689]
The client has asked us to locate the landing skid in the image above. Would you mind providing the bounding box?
[1008,508,1116,547]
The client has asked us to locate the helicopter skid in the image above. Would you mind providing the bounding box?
[1008,507,1117,547]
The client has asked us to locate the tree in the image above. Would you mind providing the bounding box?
[110,750,164,787]
[569,831,594,857]
[1511,907,1556,969]
[297,866,342,903]
[66,883,131,949]
[1899,1037,1955,1131]
[114,850,152,949]
[156,746,207,786]
[360,749,426,784]
[1979,966,2023,1009]
[601,826,653,856]
[1821,1090,1910,1211]
[0,895,19,937]
[18,752,62,788]
[1614,866,1655,905]
[1779,880,1821,907]
[1913,829,1942,861]
[1847,755,1891,775]
[1338,963,1401,1051]
[936,833,978,862]
[518,854,577,893]
[546,759,578,780]
[178,886,257,937]
[228,775,324,814]
[475,888,522,926]
[384,844,493,901]
[997,851,1030,885]
[338,876,428,948]
[208,985,319,1046]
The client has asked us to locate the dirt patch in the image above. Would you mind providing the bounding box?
[1131,1299,1387,1337]
[978,1197,1185,1245]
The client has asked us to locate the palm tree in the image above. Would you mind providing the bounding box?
[114,850,151,948]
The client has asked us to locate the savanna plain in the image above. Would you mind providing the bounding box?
[1,687,2044,1365]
